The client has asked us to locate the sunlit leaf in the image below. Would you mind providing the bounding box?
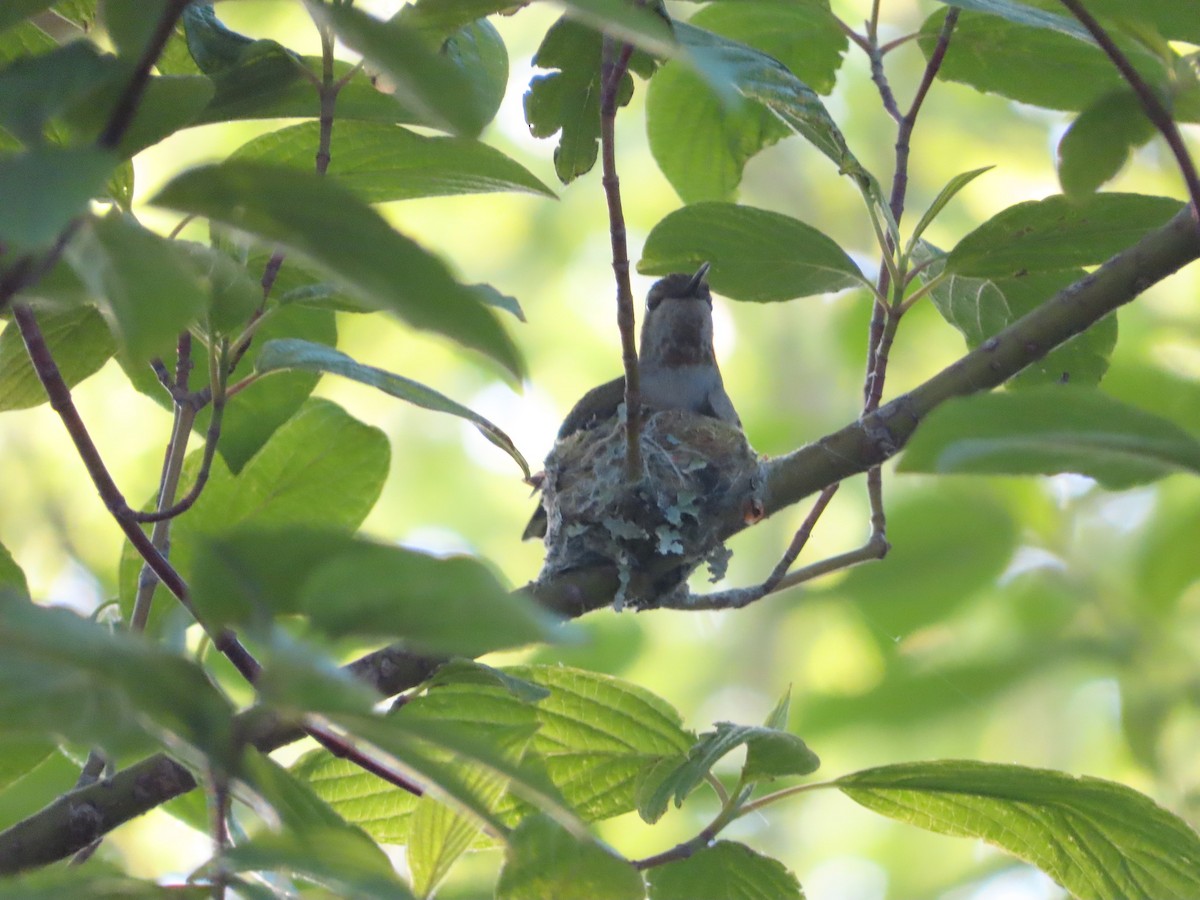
[647,1,845,202]
[836,760,1200,900]
[899,386,1200,488]
[639,720,818,823]
[504,665,694,821]
[646,841,804,900]
[674,21,878,205]
[496,814,644,900]
[225,829,416,899]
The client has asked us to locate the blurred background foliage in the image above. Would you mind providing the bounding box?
[1,0,1198,897]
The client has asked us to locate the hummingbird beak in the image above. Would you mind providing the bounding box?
[686,261,711,295]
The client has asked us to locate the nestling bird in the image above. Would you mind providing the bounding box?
[523,263,740,540]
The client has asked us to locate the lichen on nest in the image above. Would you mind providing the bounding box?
[535,410,764,610]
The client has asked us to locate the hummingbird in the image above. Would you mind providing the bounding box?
[523,262,740,540]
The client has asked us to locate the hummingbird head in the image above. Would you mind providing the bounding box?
[640,262,715,367]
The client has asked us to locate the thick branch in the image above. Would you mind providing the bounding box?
[5,208,1197,873]
[531,206,1200,618]
[0,647,444,874]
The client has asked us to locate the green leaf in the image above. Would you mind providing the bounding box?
[291,679,539,844]
[640,202,863,301]
[209,305,336,472]
[918,7,1164,112]
[0,867,206,900]
[0,744,73,834]
[1060,0,1200,44]
[918,255,1116,388]
[674,21,877,201]
[836,760,1200,900]
[906,166,993,253]
[504,665,694,821]
[496,814,644,900]
[397,0,517,38]
[319,4,485,136]
[425,660,551,704]
[899,386,1200,488]
[174,241,261,337]
[62,73,215,159]
[408,705,534,898]
[0,306,115,412]
[640,721,818,823]
[742,690,820,786]
[524,17,653,184]
[0,41,117,144]
[0,147,116,252]
[244,751,387,842]
[646,841,804,900]
[934,0,1093,41]
[191,527,561,655]
[151,161,524,377]
[946,193,1184,277]
[647,1,845,202]
[101,0,170,58]
[225,829,415,899]
[1058,93,1158,197]
[297,543,560,654]
[64,214,208,362]
[337,711,578,837]
[230,120,553,203]
[256,338,530,479]
[118,399,389,631]
[0,596,234,763]
[0,542,28,597]
[119,294,337,472]
[0,1,57,34]
[559,0,675,57]
[438,19,510,130]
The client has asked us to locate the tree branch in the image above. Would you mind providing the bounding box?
[1057,0,1200,223]
[4,140,1198,882]
[600,37,643,479]
[0,647,445,874]
[530,205,1200,618]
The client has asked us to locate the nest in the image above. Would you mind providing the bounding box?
[535,410,764,609]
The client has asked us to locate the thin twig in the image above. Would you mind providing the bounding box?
[12,303,260,682]
[209,767,230,900]
[98,0,193,148]
[600,36,643,479]
[1057,0,1200,225]
[132,333,197,628]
